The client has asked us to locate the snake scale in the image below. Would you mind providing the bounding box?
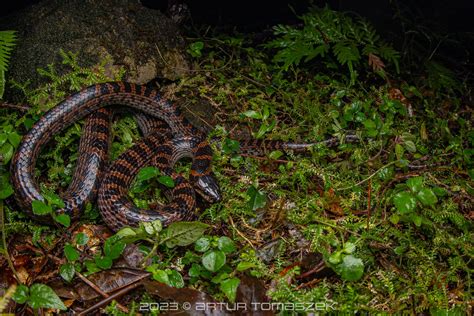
[10,82,350,231]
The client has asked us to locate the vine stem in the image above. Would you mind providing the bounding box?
[0,201,20,282]
[335,160,400,191]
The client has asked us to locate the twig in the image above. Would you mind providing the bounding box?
[228,216,256,249]
[75,271,129,314]
[77,280,143,316]
[0,101,30,112]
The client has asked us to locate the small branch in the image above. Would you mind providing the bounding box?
[75,271,129,314]
[77,280,142,316]
[0,101,30,112]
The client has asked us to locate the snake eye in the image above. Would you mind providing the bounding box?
[195,175,221,202]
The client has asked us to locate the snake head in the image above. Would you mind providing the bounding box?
[193,174,221,203]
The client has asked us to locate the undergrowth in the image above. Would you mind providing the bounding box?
[0,5,472,315]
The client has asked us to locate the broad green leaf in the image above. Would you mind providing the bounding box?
[188,263,202,277]
[7,132,21,147]
[158,175,175,188]
[393,191,417,214]
[411,214,423,227]
[167,269,184,288]
[64,244,80,262]
[43,191,65,208]
[236,261,255,271]
[54,214,70,227]
[115,227,137,239]
[220,277,240,302]
[164,222,209,248]
[137,166,160,181]
[202,250,226,272]
[403,140,416,153]
[246,186,266,211]
[151,269,169,285]
[222,138,240,154]
[75,232,89,246]
[13,284,29,304]
[395,143,404,160]
[269,150,283,160]
[0,143,13,164]
[217,236,237,254]
[339,255,364,281]
[31,200,52,215]
[0,182,13,199]
[195,236,211,252]
[60,263,75,282]
[417,188,438,206]
[28,284,67,310]
[95,256,113,269]
[104,239,126,260]
[406,177,423,192]
[0,134,7,147]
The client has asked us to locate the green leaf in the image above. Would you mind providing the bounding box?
[411,214,423,227]
[406,177,423,192]
[114,227,137,240]
[104,239,126,260]
[28,284,67,310]
[393,191,417,214]
[403,140,417,153]
[188,263,202,277]
[167,270,185,288]
[137,166,161,181]
[236,261,255,271]
[217,236,237,254]
[7,132,21,147]
[219,277,240,302]
[164,222,209,248]
[246,186,267,211]
[75,232,89,246]
[0,142,13,164]
[0,134,6,147]
[242,110,262,119]
[195,236,211,252]
[222,138,240,154]
[158,175,175,188]
[13,284,29,304]
[395,143,404,160]
[54,214,70,227]
[60,263,75,282]
[343,242,356,254]
[417,188,438,206]
[269,150,284,160]
[64,244,80,262]
[95,256,113,269]
[338,255,364,281]
[43,191,65,208]
[202,250,226,272]
[0,182,13,199]
[151,269,169,285]
[31,200,52,215]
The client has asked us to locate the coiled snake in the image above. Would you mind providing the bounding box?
[10,82,353,231]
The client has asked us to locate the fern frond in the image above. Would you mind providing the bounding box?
[0,31,17,73]
[0,284,16,313]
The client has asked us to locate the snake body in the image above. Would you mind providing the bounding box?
[11,82,354,231]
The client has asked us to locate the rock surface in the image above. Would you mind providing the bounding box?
[0,0,191,89]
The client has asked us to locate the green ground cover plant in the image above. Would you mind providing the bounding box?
[0,5,472,314]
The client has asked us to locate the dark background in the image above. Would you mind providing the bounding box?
[1,0,474,33]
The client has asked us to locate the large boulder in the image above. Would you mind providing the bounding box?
[0,0,191,89]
